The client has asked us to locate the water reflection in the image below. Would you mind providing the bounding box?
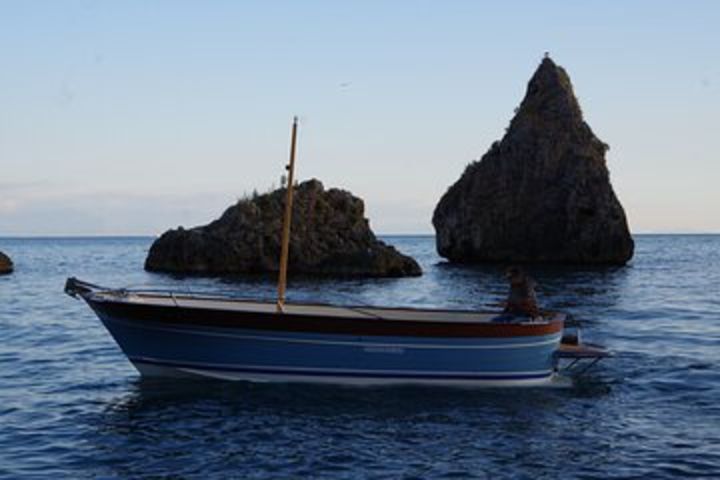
[89,377,614,478]
[105,377,579,418]
[137,256,633,318]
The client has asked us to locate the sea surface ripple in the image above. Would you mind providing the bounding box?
[0,235,719,479]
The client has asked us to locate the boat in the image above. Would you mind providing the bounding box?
[65,118,609,387]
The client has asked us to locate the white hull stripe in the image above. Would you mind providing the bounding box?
[106,316,561,350]
[129,356,554,380]
[136,363,568,387]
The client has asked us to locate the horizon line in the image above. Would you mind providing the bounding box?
[1,232,720,240]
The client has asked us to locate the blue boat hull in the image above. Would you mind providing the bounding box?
[92,303,565,387]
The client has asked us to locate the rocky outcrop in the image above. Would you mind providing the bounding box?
[0,251,13,275]
[145,179,421,277]
[433,57,634,265]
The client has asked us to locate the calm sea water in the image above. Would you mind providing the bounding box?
[0,235,719,479]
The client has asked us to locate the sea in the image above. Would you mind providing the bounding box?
[0,235,718,479]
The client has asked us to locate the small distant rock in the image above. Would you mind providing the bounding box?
[0,251,13,275]
[145,179,422,277]
[433,57,634,265]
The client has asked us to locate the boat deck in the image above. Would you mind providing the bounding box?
[92,291,561,325]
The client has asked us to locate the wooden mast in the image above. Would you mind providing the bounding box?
[276,116,298,313]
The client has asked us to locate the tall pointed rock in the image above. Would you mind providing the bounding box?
[433,57,634,264]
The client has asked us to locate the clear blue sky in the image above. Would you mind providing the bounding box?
[1,1,718,235]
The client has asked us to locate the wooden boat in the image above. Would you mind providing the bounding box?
[65,118,609,387]
[64,279,575,387]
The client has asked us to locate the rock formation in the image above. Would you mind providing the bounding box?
[146,179,421,277]
[433,57,634,265]
[0,251,13,275]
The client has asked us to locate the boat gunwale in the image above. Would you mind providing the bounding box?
[84,291,565,338]
[88,289,565,322]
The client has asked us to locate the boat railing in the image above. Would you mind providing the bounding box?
[65,277,282,304]
[64,277,565,326]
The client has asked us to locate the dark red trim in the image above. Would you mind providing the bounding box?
[87,297,563,338]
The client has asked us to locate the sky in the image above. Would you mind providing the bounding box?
[1,1,718,235]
